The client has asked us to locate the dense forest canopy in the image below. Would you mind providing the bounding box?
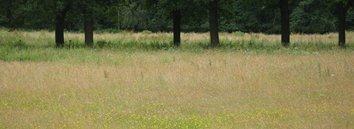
[0,0,353,33]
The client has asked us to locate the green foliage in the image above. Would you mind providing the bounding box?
[290,0,337,33]
[0,0,353,33]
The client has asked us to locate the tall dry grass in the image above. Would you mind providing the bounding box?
[0,30,353,128]
[1,29,353,47]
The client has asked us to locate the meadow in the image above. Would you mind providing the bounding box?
[0,29,353,128]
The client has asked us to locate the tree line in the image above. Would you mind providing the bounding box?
[0,0,353,48]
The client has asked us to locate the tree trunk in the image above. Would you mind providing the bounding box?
[84,13,94,47]
[55,13,65,47]
[172,10,181,47]
[55,3,71,48]
[209,0,220,47]
[337,3,347,48]
[280,0,290,47]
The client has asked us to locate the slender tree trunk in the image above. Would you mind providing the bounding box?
[280,0,290,47]
[84,13,94,47]
[209,0,220,47]
[337,3,347,48]
[55,3,71,48]
[55,13,65,47]
[172,10,181,47]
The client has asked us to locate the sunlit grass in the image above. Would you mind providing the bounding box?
[0,29,353,128]
[1,29,353,50]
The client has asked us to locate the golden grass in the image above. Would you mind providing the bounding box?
[1,30,353,46]
[0,30,353,128]
[0,51,353,128]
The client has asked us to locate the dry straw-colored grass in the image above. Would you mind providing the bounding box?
[0,30,353,128]
[1,30,353,46]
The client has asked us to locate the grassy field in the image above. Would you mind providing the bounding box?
[0,29,353,128]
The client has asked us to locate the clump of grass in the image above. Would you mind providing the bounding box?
[65,40,85,49]
[141,30,153,34]
[8,39,28,49]
[96,40,111,48]
[233,31,245,36]
[95,40,171,51]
